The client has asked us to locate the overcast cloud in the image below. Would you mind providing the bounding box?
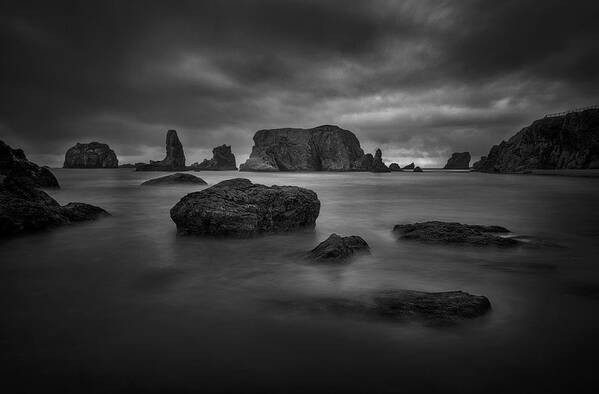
[1,0,599,166]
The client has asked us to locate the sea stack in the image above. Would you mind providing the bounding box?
[444,152,471,169]
[136,130,187,171]
[192,145,237,170]
[63,142,118,168]
[371,149,391,172]
[473,108,599,172]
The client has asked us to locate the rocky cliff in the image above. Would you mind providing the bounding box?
[1,140,59,188]
[192,145,237,170]
[63,142,118,168]
[444,152,471,169]
[239,125,389,172]
[473,109,599,172]
[136,130,187,171]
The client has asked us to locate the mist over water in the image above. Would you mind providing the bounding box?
[1,169,599,393]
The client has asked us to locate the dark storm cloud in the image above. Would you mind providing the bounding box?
[1,0,598,166]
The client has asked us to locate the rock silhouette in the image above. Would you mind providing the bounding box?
[403,162,415,170]
[473,108,599,172]
[192,144,237,170]
[1,140,59,188]
[371,149,391,172]
[413,166,423,172]
[63,142,118,168]
[142,173,207,185]
[388,163,402,171]
[170,178,320,236]
[393,221,519,246]
[137,130,187,171]
[444,152,471,169]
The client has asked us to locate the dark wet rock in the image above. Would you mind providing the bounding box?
[403,162,415,170]
[63,142,118,168]
[170,178,320,236]
[444,152,471,169]
[277,290,491,325]
[353,153,374,171]
[136,130,187,171]
[388,163,402,171]
[141,173,207,186]
[371,149,391,172]
[192,144,237,170]
[0,176,109,237]
[118,163,136,168]
[0,140,59,188]
[240,125,366,171]
[473,108,599,172]
[413,166,423,172]
[308,233,369,262]
[393,221,518,246]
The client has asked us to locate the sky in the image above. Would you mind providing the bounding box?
[1,0,599,167]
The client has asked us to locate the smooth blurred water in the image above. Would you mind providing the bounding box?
[1,169,599,393]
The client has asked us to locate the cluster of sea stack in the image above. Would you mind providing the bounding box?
[3,108,598,324]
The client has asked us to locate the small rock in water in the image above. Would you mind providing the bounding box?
[388,163,403,171]
[413,166,423,172]
[141,173,207,185]
[393,221,518,246]
[170,178,320,236]
[308,233,369,262]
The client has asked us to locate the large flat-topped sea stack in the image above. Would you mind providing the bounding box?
[444,152,471,169]
[63,142,118,168]
[192,144,237,170]
[240,125,388,172]
[137,130,187,171]
[473,108,599,173]
[170,178,320,236]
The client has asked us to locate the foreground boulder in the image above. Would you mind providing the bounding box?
[63,142,118,168]
[276,290,491,325]
[473,108,599,172]
[393,221,518,246]
[1,140,59,188]
[192,145,237,170]
[136,130,187,171]
[0,175,109,237]
[444,152,471,169]
[170,178,320,236]
[388,163,402,171]
[308,234,369,262]
[141,173,207,186]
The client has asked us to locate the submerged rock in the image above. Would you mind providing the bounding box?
[170,178,320,236]
[277,290,491,325]
[63,142,118,168]
[403,162,415,170]
[0,175,109,237]
[136,130,187,171]
[444,152,471,169]
[141,173,207,185]
[473,108,599,172]
[0,140,59,188]
[393,221,518,246]
[413,166,423,172]
[192,144,237,170]
[308,233,369,262]
[388,163,402,171]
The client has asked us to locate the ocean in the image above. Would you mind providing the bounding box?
[1,169,599,393]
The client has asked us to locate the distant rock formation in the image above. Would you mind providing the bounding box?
[239,125,393,173]
[308,234,369,262]
[118,163,136,168]
[141,173,207,186]
[473,108,599,172]
[393,221,519,246]
[63,142,118,168]
[136,130,187,171]
[192,145,237,170]
[413,166,423,172]
[444,152,471,169]
[388,163,402,171]
[403,162,415,170]
[0,140,59,188]
[170,178,320,236]
[0,175,109,237]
